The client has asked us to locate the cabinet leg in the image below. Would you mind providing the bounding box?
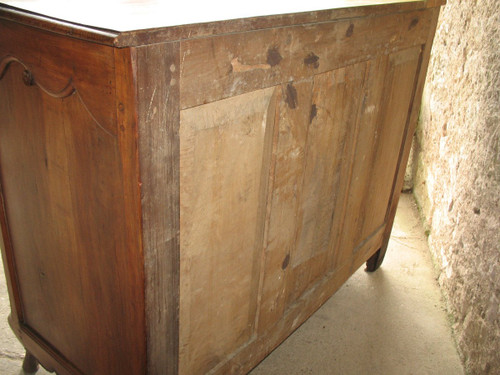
[365,247,387,272]
[22,351,39,374]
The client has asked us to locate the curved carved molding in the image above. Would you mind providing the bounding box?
[0,55,116,137]
[0,55,75,99]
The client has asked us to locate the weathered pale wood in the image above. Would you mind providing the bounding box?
[363,47,422,236]
[210,263,352,374]
[332,55,389,269]
[290,63,367,294]
[368,7,442,271]
[180,9,432,109]
[0,0,441,33]
[335,47,422,270]
[179,88,277,375]
[134,42,180,375]
[276,64,364,308]
[257,80,312,334]
[331,56,387,269]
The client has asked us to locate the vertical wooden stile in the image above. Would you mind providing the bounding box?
[134,43,181,375]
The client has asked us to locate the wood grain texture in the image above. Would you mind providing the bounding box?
[134,42,181,375]
[179,87,277,375]
[0,51,145,375]
[114,1,445,47]
[332,55,389,268]
[180,8,432,109]
[334,47,421,270]
[361,47,421,237]
[0,0,441,32]
[0,18,117,134]
[114,46,148,374]
[210,263,352,375]
[274,64,367,311]
[292,62,366,272]
[257,80,312,334]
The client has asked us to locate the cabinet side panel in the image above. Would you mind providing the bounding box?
[360,47,422,239]
[0,23,146,375]
[369,7,442,271]
[256,80,312,334]
[285,63,367,305]
[134,43,181,375]
[0,19,117,135]
[335,46,422,268]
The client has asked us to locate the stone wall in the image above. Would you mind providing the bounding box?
[412,0,499,374]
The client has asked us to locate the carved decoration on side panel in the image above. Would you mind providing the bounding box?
[1,55,75,98]
[0,55,115,137]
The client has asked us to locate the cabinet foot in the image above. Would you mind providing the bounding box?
[365,248,386,272]
[22,351,39,374]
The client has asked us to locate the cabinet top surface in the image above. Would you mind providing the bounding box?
[0,0,444,46]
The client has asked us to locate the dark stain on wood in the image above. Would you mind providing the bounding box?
[309,104,317,123]
[304,53,320,69]
[281,254,290,270]
[22,69,33,86]
[267,47,282,67]
[346,23,354,37]
[285,83,298,109]
[409,18,419,30]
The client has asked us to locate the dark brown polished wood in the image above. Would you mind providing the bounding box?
[22,351,39,374]
[0,1,444,374]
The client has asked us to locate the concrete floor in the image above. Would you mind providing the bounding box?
[0,193,464,375]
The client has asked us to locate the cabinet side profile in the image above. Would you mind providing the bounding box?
[0,1,444,374]
[0,18,146,375]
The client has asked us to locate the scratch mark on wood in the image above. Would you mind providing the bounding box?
[147,87,157,121]
[231,58,271,73]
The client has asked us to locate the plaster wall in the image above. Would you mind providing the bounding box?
[412,0,500,373]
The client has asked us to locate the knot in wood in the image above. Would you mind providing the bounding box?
[22,69,34,86]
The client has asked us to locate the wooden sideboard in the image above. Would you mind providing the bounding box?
[0,1,444,374]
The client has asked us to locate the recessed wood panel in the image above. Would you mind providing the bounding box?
[179,87,277,375]
[286,62,367,306]
[336,46,422,266]
[256,79,312,334]
[257,61,368,332]
[0,62,145,374]
[360,46,422,239]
